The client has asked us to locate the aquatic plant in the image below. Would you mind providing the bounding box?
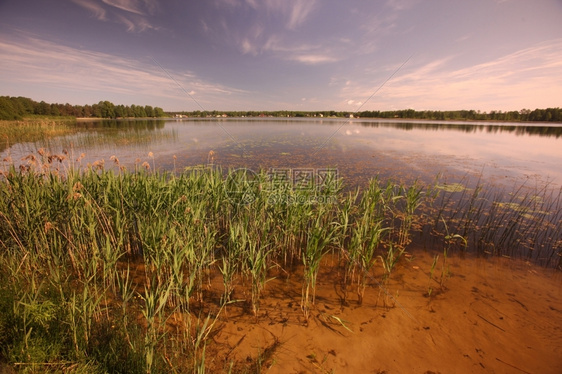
[0,154,560,372]
[301,205,337,321]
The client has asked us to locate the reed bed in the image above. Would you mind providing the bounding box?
[0,151,560,372]
[424,176,562,267]
[0,118,78,152]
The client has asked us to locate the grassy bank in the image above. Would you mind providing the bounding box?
[0,154,560,372]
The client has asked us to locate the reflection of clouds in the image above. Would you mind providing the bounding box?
[338,122,562,184]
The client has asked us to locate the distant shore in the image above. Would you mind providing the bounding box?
[76,116,562,125]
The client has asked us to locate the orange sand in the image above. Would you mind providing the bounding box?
[203,250,562,373]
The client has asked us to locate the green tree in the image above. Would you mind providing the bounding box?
[114,104,126,118]
[98,101,116,118]
[35,101,50,115]
[0,96,19,120]
[154,107,165,117]
[144,105,154,117]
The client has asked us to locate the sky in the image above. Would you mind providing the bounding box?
[1,0,561,112]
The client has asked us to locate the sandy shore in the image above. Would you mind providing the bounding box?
[178,249,562,373]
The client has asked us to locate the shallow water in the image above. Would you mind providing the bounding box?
[2,118,562,189]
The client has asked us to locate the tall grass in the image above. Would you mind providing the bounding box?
[0,118,78,153]
[0,152,560,371]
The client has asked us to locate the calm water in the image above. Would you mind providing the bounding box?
[3,118,562,189]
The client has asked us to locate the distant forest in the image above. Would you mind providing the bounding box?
[0,96,166,120]
[1,95,560,122]
[176,108,562,122]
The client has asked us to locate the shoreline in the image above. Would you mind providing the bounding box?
[0,116,557,125]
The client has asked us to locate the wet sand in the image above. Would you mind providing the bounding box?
[197,250,562,373]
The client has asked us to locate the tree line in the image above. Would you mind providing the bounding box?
[357,108,562,122]
[1,95,560,123]
[175,108,562,122]
[0,96,166,120]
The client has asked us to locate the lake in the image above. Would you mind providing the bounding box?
[3,118,562,191]
[2,118,561,374]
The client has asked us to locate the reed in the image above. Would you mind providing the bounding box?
[301,205,337,321]
[344,179,389,304]
[425,176,562,265]
[0,154,560,372]
[397,181,424,248]
[0,118,77,152]
[439,217,467,290]
[427,254,439,297]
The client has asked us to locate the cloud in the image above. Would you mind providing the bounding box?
[102,0,146,15]
[214,0,317,30]
[455,34,472,43]
[346,100,363,106]
[115,14,136,32]
[339,39,562,111]
[385,0,420,11]
[71,0,107,20]
[206,13,341,64]
[288,54,340,65]
[0,34,246,107]
[207,0,319,56]
[251,0,317,29]
[262,36,342,65]
[237,23,265,55]
[72,0,159,32]
[286,0,317,29]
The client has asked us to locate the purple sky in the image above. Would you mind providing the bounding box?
[1,0,561,112]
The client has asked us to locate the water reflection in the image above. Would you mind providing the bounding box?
[355,120,562,138]
[75,119,167,131]
[1,118,561,188]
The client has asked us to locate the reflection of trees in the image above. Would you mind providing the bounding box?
[40,120,175,150]
[76,119,167,131]
[70,120,174,147]
[357,121,562,138]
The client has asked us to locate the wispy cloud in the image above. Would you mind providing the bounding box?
[71,0,107,20]
[261,37,339,64]
[71,0,159,32]
[385,0,420,11]
[249,0,317,30]
[102,0,148,16]
[285,0,317,29]
[208,0,320,58]
[287,54,340,65]
[0,34,246,107]
[339,39,562,111]
[237,23,265,55]
[214,0,317,30]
